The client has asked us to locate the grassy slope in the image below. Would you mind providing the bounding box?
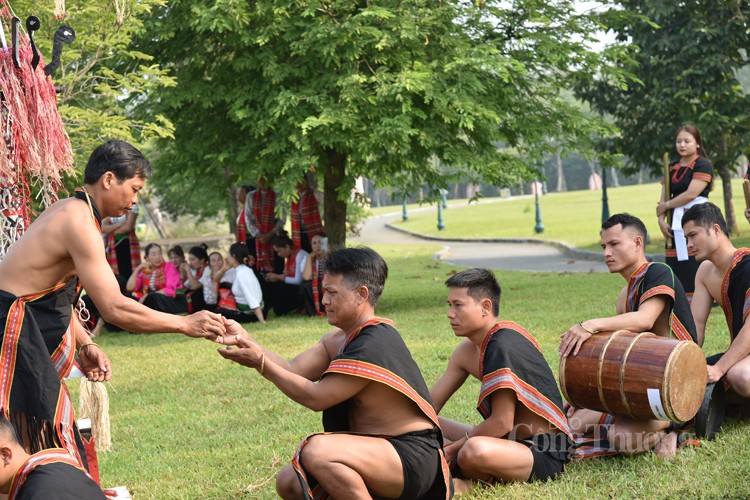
[72,244,747,498]
[388,179,750,254]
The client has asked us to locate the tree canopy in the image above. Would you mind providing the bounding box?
[139,0,630,246]
[576,0,750,232]
[11,0,175,174]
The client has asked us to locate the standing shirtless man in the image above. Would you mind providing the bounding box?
[0,140,225,469]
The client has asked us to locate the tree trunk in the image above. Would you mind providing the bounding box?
[555,148,567,192]
[227,186,238,237]
[719,167,737,235]
[610,167,620,187]
[715,136,737,234]
[324,150,348,250]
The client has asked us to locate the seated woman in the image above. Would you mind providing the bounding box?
[126,243,187,314]
[168,245,189,288]
[220,243,265,323]
[180,244,211,313]
[203,251,226,311]
[300,233,327,316]
[263,232,308,317]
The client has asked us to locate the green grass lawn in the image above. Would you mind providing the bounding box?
[70,244,748,498]
[389,179,750,254]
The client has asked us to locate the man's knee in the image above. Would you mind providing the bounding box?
[276,465,302,500]
[457,438,493,471]
[299,435,332,473]
[726,365,750,397]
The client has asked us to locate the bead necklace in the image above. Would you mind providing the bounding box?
[671,156,699,186]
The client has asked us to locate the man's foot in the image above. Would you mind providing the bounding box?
[452,478,473,495]
[654,431,678,458]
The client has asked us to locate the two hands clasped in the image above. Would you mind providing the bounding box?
[77,311,260,384]
[181,311,264,370]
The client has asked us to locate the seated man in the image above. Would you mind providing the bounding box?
[430,268,573,492]
[218,247,451,500]
[0,415,105,498]
[685,202,750,404]
[559,213,697,458]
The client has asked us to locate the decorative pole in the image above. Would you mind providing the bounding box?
[534,180,544,234]
[441,188,448,209]
[402,196,408,221]
[601,166,610,223]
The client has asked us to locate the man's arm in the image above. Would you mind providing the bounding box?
[471,389,517,438]
[560,295,669,357]
[69,211,224,338]
[443,389,516,462]
[218,334,368,411]
[220,320,336,381]
[74,317,111,382]
[113,211,137,234]
[709,323,750,383]
[285,253,307,285]
[691,265,714,347]
[100,217,123,235]
[430,341,472,413]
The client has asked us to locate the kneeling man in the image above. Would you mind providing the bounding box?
[218,247,450,500]
[685,202,750,398]
[559,213,697,457]
[430,268,573,491]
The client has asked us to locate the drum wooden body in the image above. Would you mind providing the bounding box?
[560,330,706,423]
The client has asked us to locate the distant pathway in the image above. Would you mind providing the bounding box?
[351,207,609,273]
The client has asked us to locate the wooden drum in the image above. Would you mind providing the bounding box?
[559,330,707,423]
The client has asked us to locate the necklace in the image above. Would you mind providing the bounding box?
[671,156,698,186]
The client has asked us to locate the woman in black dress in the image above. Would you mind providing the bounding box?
[656,125,713,300]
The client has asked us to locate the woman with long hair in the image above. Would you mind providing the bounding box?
[656,124,714,299]
[181,244,210,312]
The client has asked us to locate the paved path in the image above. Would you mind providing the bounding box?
[351,209,609,273]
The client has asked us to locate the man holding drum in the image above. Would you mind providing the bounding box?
[685,203,750,399]
[430,269,573,492]
[559,213,697,458]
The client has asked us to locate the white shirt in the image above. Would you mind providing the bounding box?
[199,267,215,304]
[232,265,263,309]
[285,250,309,285]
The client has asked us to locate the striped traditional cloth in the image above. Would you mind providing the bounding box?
[104,232,140,276]
[132,265,166,300]
[253,189,277,272]
[236,209,247,243]
[312,258,325,316]
[7,448,99,499]
[284,248,300,278]
[290,188,323,249]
